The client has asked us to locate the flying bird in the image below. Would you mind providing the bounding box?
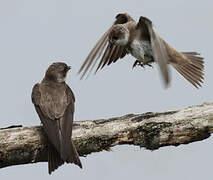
[32,62,82,174]
[78,13,204,88]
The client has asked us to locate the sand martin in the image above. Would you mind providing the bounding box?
[78,13,204,88]
[32,62,82,174]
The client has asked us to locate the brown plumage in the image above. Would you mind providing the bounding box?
[78,13,204,88]
[32,62,82,174]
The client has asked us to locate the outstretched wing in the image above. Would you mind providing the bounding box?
[78,13,133,79]
[137,16,170,87]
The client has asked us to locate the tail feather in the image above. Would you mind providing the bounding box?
[175,64,202,88]
[171,52,204,88]
[66,141,82,169]
[174,67,199,88]
[181,51,200,55]
[182,63,203,83]
[186,63,204,79]
[48,140,82,175]
[48,142,64,174]
[60,137,82,169]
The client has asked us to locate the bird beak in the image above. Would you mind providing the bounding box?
[67,66,71,71]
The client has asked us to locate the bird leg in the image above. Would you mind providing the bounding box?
[132,60,153,69]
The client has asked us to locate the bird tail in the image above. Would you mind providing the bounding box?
[170,51,204,88]
[48,140,82,175]
[60,136,82,169]
[65,140,82,168]
[48,142,64,174]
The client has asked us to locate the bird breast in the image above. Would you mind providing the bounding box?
[130,40,153,62]
[116,32,129,46]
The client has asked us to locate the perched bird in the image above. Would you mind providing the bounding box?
[78,13,204,88]
[32,62,82,174]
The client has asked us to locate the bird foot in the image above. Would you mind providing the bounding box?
[132,60,153,69]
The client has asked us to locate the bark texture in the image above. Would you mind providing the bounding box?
[0,102,213,169]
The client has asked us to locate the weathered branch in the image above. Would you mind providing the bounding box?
[0,102,213,169]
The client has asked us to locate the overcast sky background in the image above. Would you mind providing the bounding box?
[0,0,212,179]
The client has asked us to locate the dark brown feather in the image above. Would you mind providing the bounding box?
[32,81,82,174]
[95,44,112,72]
[101,45,116,68]
[137,16,170,86]
[48,142,64,174]
[108,46,125,65]
[120,47,127,58]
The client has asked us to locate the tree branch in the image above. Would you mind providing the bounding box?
[0,102,213,169]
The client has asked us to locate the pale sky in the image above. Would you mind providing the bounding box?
[0,0,212,179]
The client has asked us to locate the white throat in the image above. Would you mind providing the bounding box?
[116,32,129,46]
[57,71,69,83]
[57,77,66,83]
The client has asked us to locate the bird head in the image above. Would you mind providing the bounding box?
[108,24,129,46]
[115,13,133,24]
[45,62,71,83]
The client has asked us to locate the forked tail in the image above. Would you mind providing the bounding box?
[48,140,82,174]
[65,140,82,169]
[48,142,64,174]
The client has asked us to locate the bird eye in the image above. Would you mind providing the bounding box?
[113,35,118,40]
[58,65,65,71]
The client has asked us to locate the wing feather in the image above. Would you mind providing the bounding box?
[79,13,132,78]
[31,83,82,168]
[32,84,61,150]
[138,16,170,86]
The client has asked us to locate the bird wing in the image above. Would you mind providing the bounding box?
[32,83,61,150]
[31,83,74,155]
[32,83,81,169]
[137,16,170,87]
[78,13,132,79]
[59,84,81,166]
[60,84,75,140]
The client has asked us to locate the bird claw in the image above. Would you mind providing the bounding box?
[132,60,139,69]
[132,60,153,69]
[146,63,153,68]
